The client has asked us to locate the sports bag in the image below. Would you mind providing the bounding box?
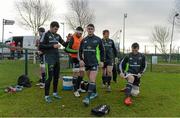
[17,75,31,87]
[91,104,110,116]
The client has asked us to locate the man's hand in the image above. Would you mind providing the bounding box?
[115,57,119,64]
[53,43,61,49]
[99,62,104,68]
[80,60,85,67]
[137,73,142,78]
[120,73,125,79]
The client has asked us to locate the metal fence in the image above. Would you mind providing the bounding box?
[145,54,180,73]
[0,44,71,76]
[1,43,180,74]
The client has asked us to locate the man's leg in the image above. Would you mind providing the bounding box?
[72,71,80,97]
[44,63,53,103]
[131,76,140,96]
[52,61,61,99]
[106,65,113,92]
[102,67,107,86]
[124,75,135,105]
[112,64,117,83]
[39,63,46,88]
[41,63,46,84]
[71,59,81,97]
[89,70,97,93]
[83,66,98,106]
[77,68,85,92]
[41,55,46,85]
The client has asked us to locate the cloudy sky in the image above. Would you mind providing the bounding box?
[0,0,179,53]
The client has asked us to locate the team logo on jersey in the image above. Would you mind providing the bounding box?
[87,46,92,49]
[84,41,87,43]
[130,57,133,60]
[56,36,60,40]
[92,66,96,70]
[49,36,52,39]
[93,40,98,43]
[134,62,137,65]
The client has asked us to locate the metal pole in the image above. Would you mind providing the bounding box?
[1,19,4,59]
[155,45,157,55]
[25,49,28,75]
[123,14,126,55]
[61,22,65,40]
[169,13,179,63]
[119,30,122,52]
[169,16,175,63]
[150,54,152,72]
[178,47,180,62]
[63,23,65,40]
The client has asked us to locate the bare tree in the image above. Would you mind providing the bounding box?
[15,0,54,64]
[151,26,170,57]
[66,0,95,36]
[15,0,54,34]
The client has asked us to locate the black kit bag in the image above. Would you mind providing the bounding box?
[17,75,31,87]
[91,104,110,117]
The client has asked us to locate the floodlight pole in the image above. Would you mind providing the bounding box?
[169,13,179,63]
[119,29,122,52]
[123,13,127,55]
[61,22,65,40]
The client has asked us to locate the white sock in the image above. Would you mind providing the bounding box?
[45,96,49,99]
[53,93,57,96]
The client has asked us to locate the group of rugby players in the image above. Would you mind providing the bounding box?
[36,21,147,106]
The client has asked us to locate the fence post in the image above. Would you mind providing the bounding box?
[150,54,152,72]
[25,49,28,75]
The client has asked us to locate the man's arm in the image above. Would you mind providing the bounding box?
[79,39,84,60]
[119,56,129,74]
[139,55,147,74]
[64,38,78,54]
[39,33,54,49]
[99,39,105,62]
[59,35,68,47]
[112,40,118,58]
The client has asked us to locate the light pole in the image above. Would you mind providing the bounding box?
[123,13,127,55]
[155,45,157,55]
[60,22,65,40]
[169,13,179,63]
[118,29,122,52]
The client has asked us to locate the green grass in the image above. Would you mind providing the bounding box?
[0,60,180,117]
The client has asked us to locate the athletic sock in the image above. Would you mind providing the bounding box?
[53,92,57,96]
[45,96,49,99]
[77,76,83,89]
[102,76,107,85]
[125,82,133,97]
[107,76,112,86]
[72,77,78,91]
[41,72,45,83]
[93,83,97,93]
[87,82,96,98]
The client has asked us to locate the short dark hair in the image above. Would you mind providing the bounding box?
[103,30,109,35]
[87,24,95,28]
[76,26,84,32]
[38,27,45,33]
[132,42,139,49]
[50,21,59,28]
